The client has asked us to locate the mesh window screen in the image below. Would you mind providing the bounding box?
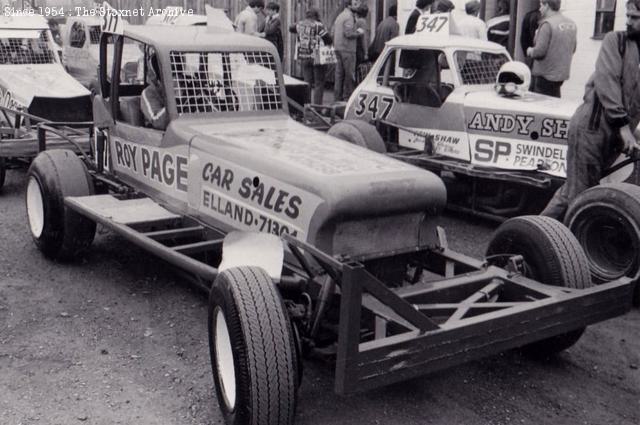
[89,25,101,44]
[456,51,510,85]
[170,50,282,114]
[0,30,56,65]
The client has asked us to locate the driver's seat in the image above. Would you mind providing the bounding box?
[395,83,442,108]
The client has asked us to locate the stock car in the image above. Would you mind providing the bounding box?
[23,22,634,425]
[0,14,91,189]
[338,15,640,287]
[62,15,141,91]
[343,26,589,219]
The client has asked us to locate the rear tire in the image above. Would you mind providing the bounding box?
[564,183,640,304]
[486,216,591,357]
[26,150,96,260]
[208,267,297,425]
[328,120,387,153]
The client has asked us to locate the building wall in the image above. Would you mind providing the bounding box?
[559,0,626,100]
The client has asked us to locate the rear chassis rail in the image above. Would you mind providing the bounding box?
[0,105,92,160]
[65,192,634,395]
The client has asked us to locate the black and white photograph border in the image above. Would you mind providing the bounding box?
[1,0,639,424]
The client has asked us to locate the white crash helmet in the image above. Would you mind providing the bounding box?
[495,61,531,97]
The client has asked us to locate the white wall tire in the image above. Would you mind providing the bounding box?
[213,307,237,411]
[208,266,298,425]
[26,176,45,238]
[26,150,96,260]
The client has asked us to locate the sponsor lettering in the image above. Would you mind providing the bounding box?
[113,140,188,192]
[472,137,567,176]
[468,112,568,140]
[473,139,511,163]
[200,161,316,237]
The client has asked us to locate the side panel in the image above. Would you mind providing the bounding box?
[187,143,323,240]
[109,126,190,207]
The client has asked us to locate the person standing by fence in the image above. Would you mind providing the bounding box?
[333,0,364,102]
[290,8,333,105]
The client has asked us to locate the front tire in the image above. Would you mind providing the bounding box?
[208,267,298,425]
[26,150,96,260]
[486,216,592,357]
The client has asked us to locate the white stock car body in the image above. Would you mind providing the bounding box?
[0,14,91,121]
[343,33,597,217]
[62,16,141,90]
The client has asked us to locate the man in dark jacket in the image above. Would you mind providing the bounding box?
[541,0,640,219]
[405,0,434,35]
[520,8,540,68]
[368,5,399,62]
[262,2,283,60]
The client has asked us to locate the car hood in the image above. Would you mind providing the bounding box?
[0,64,89,108]
[173,115,447,219]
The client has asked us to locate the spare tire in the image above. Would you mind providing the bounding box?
[486,215,591,357]
[564,183,640,304]
[327,120,386,153]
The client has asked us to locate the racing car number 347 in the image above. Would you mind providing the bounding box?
[353,93,395,121]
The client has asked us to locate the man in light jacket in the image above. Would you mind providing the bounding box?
[333,0,363,102]
[526,0,577,98]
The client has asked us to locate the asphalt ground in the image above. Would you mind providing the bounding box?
[1,168,639,425]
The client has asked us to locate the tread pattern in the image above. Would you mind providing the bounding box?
[212,267,296,425]
[488,215,591,289]
[486,216,591,356]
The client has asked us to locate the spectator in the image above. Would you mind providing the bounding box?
[526,0,576,98]
[257,8,267,33]
[458,0,487,40]
[520,8,541,69]
[141,53,168,131]
[235,0,265,36]
[432,0,455,13]
[355,4,370,66]
[542,0,640,219]
[401,0,434,72]
[405,0,434,35]
[333,0,364,102]
[368,4,399,62]
[290,8,332,104]
[487,0,510,48]
[262,2,283,60]
[48,19,62,46]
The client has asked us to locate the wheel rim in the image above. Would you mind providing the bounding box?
[571,205,638,281]
[26,176,45,238]
[214,307,237,411]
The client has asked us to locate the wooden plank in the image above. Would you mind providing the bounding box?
[65,195,180,225]
[343,279,632,393]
